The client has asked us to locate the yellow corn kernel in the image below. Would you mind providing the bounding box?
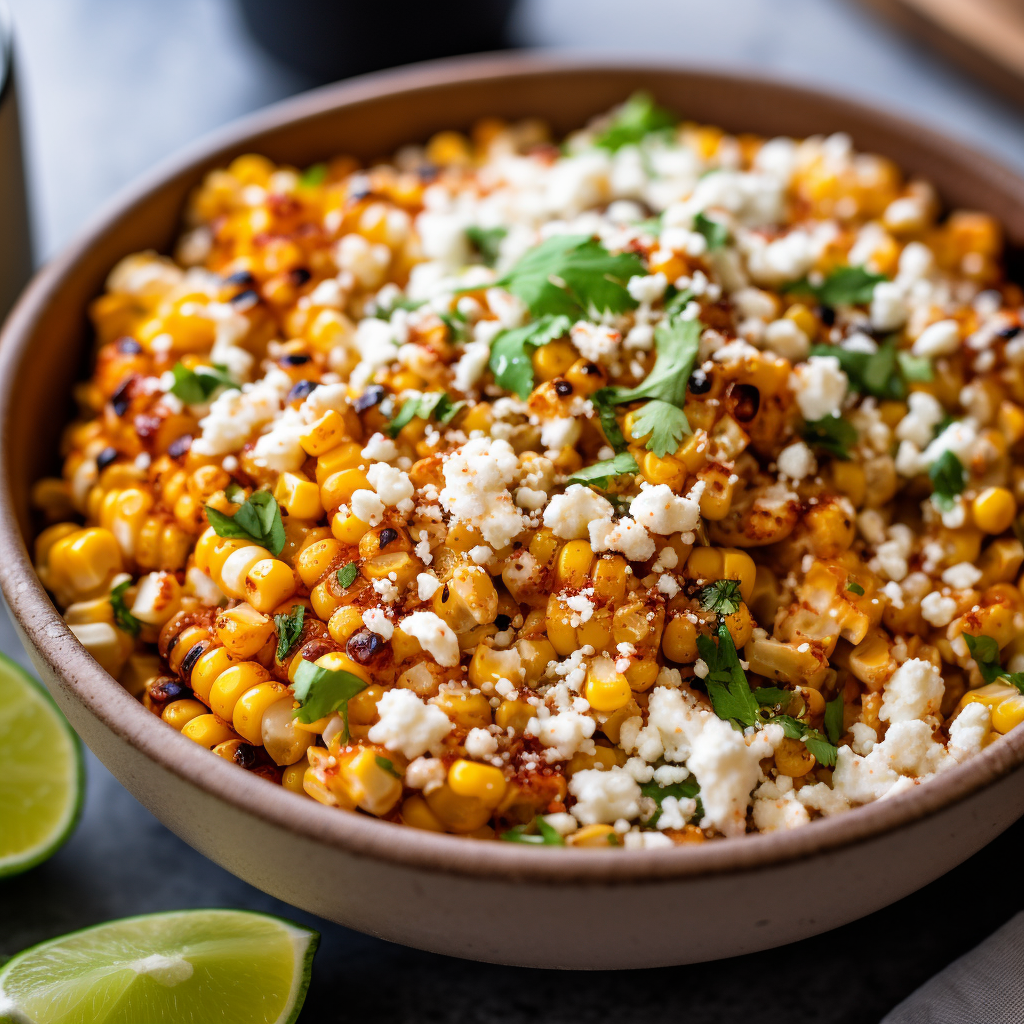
[161,698,207,730]
[584,656,632,712]
[533,339,576,381]
[214,603,274,659]
[48,527,123,600]
[784,302,817,340]
[468,644,523,689]
[685,546,756,602]
[244,558,298,614]
[973,487,1017,535]
[591,555,628,606]
[296,538,343,589]
[998,400,1024,445]
[282,758,309,795]
[299,409,347,456]
[167,625,212,676]
[576,609,614,652]
[331,511,369,545]
[232,681,290,745]
[775,736,816,777]
[698,468,735,520]
[564,358,608,395]
[337,746,404,816]
[34,522,79,572]
[401,794,446,831]
[189,646,234,702]
[545,593,578,656]
[218,544,272,599]
[991,695,1024,734]
[676,432,708,474]
[662,616,698,663]
[315,650,372,686]
[641,451,688,489]
[447,759,507,808]
[424,783,492,833]
[362,551,419,592]
[957,681,1020,713]
[554,540,594,589]
[433,566,498,631]
[625,657,660,692]
[260,699,314,765]
[181,713,236,749]
[848,629,893,687]
[494,699,538,734]
[327,604,365,646]
[315,442,365,485]
[320,468,370,513]
[723,604,754,648]
[208,661,270,721]
[120,652,162,697]
[566,824,620,847]
[433,689,492,730]
[979,538,1024,589]
[273,472,324,520]
[829,460,866,508]
[515,638,556,686]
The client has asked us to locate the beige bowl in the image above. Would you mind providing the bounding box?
[3,54,1024,969]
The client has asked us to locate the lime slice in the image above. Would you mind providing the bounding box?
[0,909,319,1024]
[0,652,83,877]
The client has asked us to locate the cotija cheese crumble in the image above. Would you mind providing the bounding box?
[33,93,1024,847]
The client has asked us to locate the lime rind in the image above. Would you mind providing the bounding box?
[0,909,319,1024]
[0,651,84,878]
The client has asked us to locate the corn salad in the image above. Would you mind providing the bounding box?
[33,94,1024,847]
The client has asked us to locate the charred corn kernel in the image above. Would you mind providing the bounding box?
[48,527,123,601]
[401,794,446,831]
[697,468,735,520]
[564,358,607,395]
[181,713,237,749]
[584,657,632,712]
[161,698,208,730]
[296,537,343,588]
[189,646,234,702]
[433,566,497,631]
[281,758,309,794]
[973,487,1016,535]
[662,616,698,663]
[991,695,1024,734]
[328,604,365,645]
[494,699,537,734]
[362,551,418,593]
[554,540,594,589]
[359,524,413,559]
[299,410,346,456]
[167,626,212,676]
[641,451,688,489]
[209,661,270,721]
[244,558,298,613]
[214,604,274,659]
[331,511,368,545]
[723,604,754,648]
[424,783,492,833]
[273,472,324,519]
[211,739,251,763]
[233,681,290,744]
[315,442,365,485]
[533,339,576,381]
[218,544,272,599]
[447,759,506,807]
[775,737,817,777]
[567,824,619,847]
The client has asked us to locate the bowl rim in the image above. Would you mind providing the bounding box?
[3,50,1024,885]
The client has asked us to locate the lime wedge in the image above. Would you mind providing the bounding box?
[0,909,319,1024]
[0,652,83,877]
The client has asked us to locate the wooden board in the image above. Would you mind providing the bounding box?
[861,0,1024,106]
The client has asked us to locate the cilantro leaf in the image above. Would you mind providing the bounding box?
[466,225,507,267]
[499,816,566,845]
[493,235,646,320]
[897,351,934,382]
[489,314,573,399]
[274,605,305,662]
[387,391,466,437]
[773,715,838,767]
[802,414,857,460]
[566,452,640,489]
[375,755,402,778]
[109,579,141,639]
[929,450,966,511]
[754,686,790,708]
[598,316,702,457]
[336,562,359,589]
[591,389,628,452]
[640,776,701,829]
[594,91,677,152]
[205,490,285,556]
[809,338,917,401]
[824,692,845,746]
[662,287,695,319]
[962,632,1024,692]
[846,581,865,596]
[299,163,328,188]
[697,621,759,728]
[438,310,471,344]
[698,579,743,617]
[291,659,369,736]
[693,212,729,251]
[225,482,246,504]
[373,294,425,320]
[168,362,234,405]
[787,266,886,307]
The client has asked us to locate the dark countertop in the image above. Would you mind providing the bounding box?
[4,1,1024,1019]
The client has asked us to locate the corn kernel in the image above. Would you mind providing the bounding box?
[273,472,324,520]
[584,656,632,712]
[244,558,299,613]
[973,487,1016,535]
[447,759,507,808]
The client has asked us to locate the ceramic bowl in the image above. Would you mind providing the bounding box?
[3,54,1024,969]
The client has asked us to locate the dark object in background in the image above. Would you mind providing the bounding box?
[235,0,518,84]
[0,8,34,321]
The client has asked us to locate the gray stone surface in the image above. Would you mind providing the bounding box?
[3,1,1023,1019]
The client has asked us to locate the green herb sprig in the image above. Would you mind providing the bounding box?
[109,579,141,639]
[205,491,285,557]
[291,659,369,739]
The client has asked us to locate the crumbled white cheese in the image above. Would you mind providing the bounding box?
[920,591,957,628]
[589,516,656,562]
[366,463,414,508]
[790,355,847,422]
[368,688,453,759]
[464,727,499,759]
[948,703,991,762]
[362,432,399,462]
[350,489,385,527]
[879,657,944,724]
[941,562,982,589]
[568,767,642,825]
[525,708,597,762]
[362,608,393,640]
[543,484,615,540]
[629,483,701,535]
[399,611,460,667]
[416,573,441,601]
[776,441,817,481]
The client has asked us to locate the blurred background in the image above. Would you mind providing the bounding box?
[4,1,1024,1021]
